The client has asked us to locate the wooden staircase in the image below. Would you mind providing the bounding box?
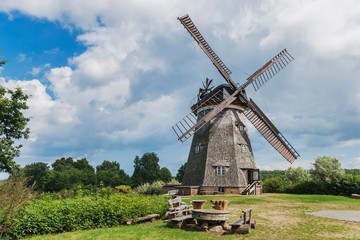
[241,181,262,195]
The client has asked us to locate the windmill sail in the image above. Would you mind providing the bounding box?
[243,49,294,91]
[243,99,300,163]
[178,14,237,89]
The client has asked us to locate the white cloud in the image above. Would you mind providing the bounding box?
[339,139,360,148]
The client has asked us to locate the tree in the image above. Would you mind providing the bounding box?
[285,166,311,184]
[310,156,345,184]
[131,152,160,186]
[175,162,187,183]
[0,85,30,173]
[0,52,8,67]
[52,157,75,172]
[159,167,172,182]
[24,162,50,190]
[96,160,131,187]
[96,160,120,172]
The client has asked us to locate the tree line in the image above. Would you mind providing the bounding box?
[262,155,360,196]
[24,152,177,192]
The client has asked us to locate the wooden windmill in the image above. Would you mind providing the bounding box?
[172,15,300,195]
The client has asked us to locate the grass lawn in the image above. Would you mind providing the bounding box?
[27,194,360,240]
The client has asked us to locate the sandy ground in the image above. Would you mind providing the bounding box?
[309,210,360,222]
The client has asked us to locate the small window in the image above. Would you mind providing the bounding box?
[218,187,225,193]
[217,166,225,175]
[240,144,247,153]
[195,145,202,153]
[239,125,244,132]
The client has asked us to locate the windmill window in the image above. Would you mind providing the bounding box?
[195,145,203,153]
[240,144,247,153]
[239,125,244,132]
[217,166,226,175]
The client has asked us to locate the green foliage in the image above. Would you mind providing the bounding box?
[132,153,160,186]
[175,162,187,183]
[311,155,345,184]
[345,169,360,175]
[137,181,163,195]
[7,193,170,238]
[262,176,289,193]
[166,178,181,185]
[0,52,8,67]
[0,170,36,238]
[285,166,311,184]
[0,86,30,173]
[24,162,50,190]
[158,167,172,183]
[262,156,359,196]
[115,185,132,193]
[96,160,131,187]
[260,170,286,181]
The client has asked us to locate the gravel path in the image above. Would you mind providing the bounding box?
[309,211,360,222]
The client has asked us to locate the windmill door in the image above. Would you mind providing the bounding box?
[248,169,260,184]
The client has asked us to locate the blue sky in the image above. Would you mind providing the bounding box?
[1,0,360,179]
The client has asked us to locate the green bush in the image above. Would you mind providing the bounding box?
[262,176,289,193]
[137,181,163,195]
[115,185,132,193]
[8,193,170,239]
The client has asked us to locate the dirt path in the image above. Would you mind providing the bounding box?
[309,210,360,222]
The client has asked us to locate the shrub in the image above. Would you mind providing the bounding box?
[115,185,132,193]
[263,176,289,193]
[0,171,36,238]
[8,193,170,238]
[166,179,181,185]
[136,181,163,195]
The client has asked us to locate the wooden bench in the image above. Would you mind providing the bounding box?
[230,208,255,234]
[166,215,194,228]
[165,197,191,220]
[167,189,179,197]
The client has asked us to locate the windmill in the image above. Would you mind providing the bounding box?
[172,15,300,195]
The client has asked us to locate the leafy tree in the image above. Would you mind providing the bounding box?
[96,160,131,187]
[0,52,8,67]
[0,82,30,173]
[52,157,75,172]
[24,162,50,190]
[73,158,95,173]
[131,152,160,186]
[175,162,187,183]
[159,167,172,183]
[310,156,345,184]
[285,166,311,184]
[49,157,96,190]
[96,160,120,172]
[44,171,71,192]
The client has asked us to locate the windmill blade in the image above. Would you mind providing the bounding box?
[243,49,294,91]
[243,98,300,163]
[178,14,237,89]
[172,87,243,142]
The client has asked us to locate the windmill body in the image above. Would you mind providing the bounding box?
[172,15,300,195]
[182,84,258,194]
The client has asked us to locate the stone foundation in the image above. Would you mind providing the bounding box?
[162,184,262,196]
